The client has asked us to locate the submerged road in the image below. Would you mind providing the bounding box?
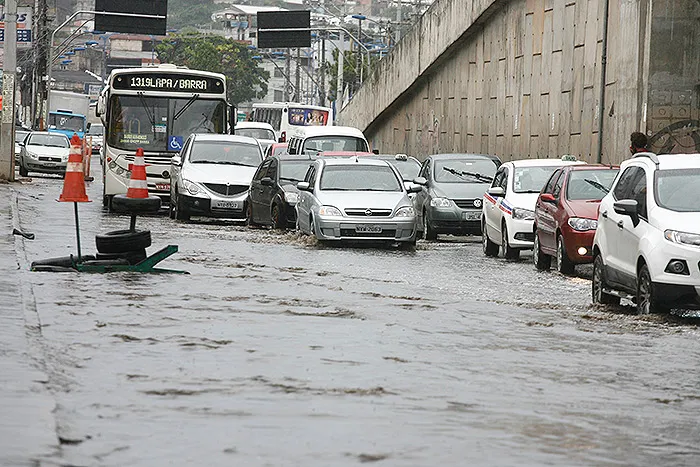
[6,162,700,466]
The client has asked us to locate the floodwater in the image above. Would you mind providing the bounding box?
[11,164,700,466]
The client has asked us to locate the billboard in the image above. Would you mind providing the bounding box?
[94,0,167,36]
[0,7,33,48]
[257,11,311,49]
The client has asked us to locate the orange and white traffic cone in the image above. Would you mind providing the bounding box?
[58,134,90,203]
[126,147,149,199]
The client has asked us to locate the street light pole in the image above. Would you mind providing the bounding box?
[351,14,366,93]
[0,0,18,181]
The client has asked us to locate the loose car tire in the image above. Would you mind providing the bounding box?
[533,231,551,270]
[637,264,669,314]
[592,255,620,305]
[96,249,147,265]
[482,222,499,257]
[502,224,519,260]
[423,212,437,240]
[111,194,162,214]
[556,234,575,274]
[95,229,151,254]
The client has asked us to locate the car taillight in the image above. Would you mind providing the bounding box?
[279,131,286,143]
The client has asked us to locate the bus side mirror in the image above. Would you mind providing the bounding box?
[86,122,91,131]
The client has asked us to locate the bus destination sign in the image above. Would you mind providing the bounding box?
[113,73,225,93]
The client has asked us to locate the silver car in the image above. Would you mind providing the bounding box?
[18,132,71,177]
[296,157,421,246]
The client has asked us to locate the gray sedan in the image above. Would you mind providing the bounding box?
[296,157,421,246]
[413,153,500,239]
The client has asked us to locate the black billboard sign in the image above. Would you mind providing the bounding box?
[94,0,167,36]
[257,11,311,49]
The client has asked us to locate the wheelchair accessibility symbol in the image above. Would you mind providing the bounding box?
[168,136,184,151]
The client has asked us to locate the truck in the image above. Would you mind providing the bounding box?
[48,90,91,140]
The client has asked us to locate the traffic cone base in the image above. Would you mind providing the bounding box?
[58,134,90,203]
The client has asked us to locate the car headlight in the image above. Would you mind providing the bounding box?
[318,205,342,216]
[394,206,415,217]
[61,154,69,162]
[182,179,200,195]
[26,151,39,160]
[567,217,598,231]
[512,207,535,220]
[284,192,299,204]
[664,230,700,247]
[430,197,452,208]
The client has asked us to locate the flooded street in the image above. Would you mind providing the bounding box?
[10,164,700,466]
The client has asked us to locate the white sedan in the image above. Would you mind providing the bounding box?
[482,157,585,259]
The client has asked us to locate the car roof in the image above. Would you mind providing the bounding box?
[507,158,586,167]
[192,133,260,145]
[630,153,700,170]
[294,126,365,138]
[429,153,495,160]
[320,156,392,167]
[277,154,315,162]
[565,164,619,171]
[28,131,68,138]
[373,154,420,162]
[235,121,275,130]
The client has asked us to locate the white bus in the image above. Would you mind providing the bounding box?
[97,64,235,209]
[249,102,333,143]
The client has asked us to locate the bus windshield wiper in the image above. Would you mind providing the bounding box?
[174,94,200,121]
[136,92,157,134]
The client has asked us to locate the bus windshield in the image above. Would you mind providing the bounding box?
[107,95,226,152]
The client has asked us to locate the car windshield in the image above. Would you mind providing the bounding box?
[514,166,560,193]
[28,134,69,148]
[280,161,313,184]
[189,141,262,167]
[386,159,421,181]
[303,136,368,154]
[655,168,700,212]
[48,114,84,132]
[566,169,619,200]
[87,124,104,136]
[434,159,497,183]
[236,128,276,141]
[320,165,401,192]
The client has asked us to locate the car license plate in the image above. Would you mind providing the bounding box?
[464,211,480,221]
[355,224,382,233]
[155,183,170,191]
[214,200,239,209]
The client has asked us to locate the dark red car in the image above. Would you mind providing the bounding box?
[533,165,619,274]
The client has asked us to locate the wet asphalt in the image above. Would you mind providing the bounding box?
[8,161,700,466]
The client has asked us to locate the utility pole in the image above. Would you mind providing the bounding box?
[284,47,291,101]
[319,33,326,106]
[0,0,18,181]
[336,32,344,109]
[396,0,402,44]
[294,48,301,102]
[35,0,49,130]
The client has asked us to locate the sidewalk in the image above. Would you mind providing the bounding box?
[0,184,59,466]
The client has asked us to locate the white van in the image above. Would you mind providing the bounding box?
[287,126,370,155]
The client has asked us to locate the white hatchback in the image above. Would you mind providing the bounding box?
[592,152,700,313]
[482,157,585,259]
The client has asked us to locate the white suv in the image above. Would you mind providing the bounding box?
[592,152,700,313]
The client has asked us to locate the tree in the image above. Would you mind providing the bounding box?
[156,33,270,105]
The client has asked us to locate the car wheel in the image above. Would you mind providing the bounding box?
[533,230,551,270]
[246,202,259,228]
[19,164,28,177]
[592,254,620,305]
[272,203,286,230]
[95,229,151,254]
[482,221,499,256]
[174,191,190,221]
[423,211,437,240]
[309,215,319,239]
[637,264,669,314]
[556,234,575,274]
[502,223,519,260]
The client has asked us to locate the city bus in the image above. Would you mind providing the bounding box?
[97,64,235,209]
[249,102,333,143]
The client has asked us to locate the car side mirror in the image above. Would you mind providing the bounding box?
[406,183,422,194]
[540,193,555,203]
[18,141,25,146]
[413,176,427,186]
[372,149,379,155]
[261,177,274,187]
[296,181,311,191]
[171,156,182,166]
[613,199,640,227]
[488,186,505,196]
